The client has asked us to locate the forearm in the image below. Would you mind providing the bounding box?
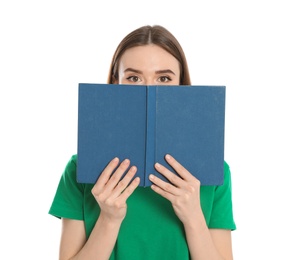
[184,213,225,260]
[73,214,122,260]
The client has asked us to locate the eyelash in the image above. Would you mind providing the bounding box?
[158,76,172,82]
[125,75,172,83]
[126,76,140,82]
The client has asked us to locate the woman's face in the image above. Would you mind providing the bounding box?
[116,44,180,85]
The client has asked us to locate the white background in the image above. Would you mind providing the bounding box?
[1,0,301,259]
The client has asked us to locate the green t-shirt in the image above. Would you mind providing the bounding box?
[49,155,236,259]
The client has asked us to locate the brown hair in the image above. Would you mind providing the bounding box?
[107,25,191,85]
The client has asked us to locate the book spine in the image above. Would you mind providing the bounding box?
[144,86,156,186]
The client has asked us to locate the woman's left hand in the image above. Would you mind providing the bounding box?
[149,154,204,226]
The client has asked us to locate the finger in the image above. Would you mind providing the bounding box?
[150,182,175,202]
[118,176,140,201]
[165,154,193,181]
[105,159,131,191]
[93,157,120,193]
[111,166,138,198]
[154,162,184,188]
[149,172,181,196]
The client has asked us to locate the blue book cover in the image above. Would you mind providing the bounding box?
[77,83,226,186]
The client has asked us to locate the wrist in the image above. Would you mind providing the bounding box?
[98,213,124,229]
[183,210,207,232]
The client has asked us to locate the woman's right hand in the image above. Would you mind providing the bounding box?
[91,157,140,223]
[59,159,139,260]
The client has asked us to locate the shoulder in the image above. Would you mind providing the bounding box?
[207,161,236,230]
[48,154,86,220]
[59,154,86,192]
[63,154,78,178]
[212,161,234,201]
[224,161,230,174]
[223,161,232,185]
[68,154,78,168]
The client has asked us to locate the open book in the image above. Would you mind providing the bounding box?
[77,83,226,187]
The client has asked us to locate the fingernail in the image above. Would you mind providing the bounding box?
[130,166,137,172]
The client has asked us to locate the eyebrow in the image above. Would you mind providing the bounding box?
[123,68,176,75]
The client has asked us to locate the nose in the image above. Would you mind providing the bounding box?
[144,77,154,86]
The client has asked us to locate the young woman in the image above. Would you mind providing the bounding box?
[49,25,236,260]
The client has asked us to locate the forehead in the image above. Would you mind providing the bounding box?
[119,44,179,71]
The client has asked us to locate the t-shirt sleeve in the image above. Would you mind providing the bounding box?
[208,162,236,230]
[48,155,85,220]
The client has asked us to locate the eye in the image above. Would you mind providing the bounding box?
[158,76,172,83]
[126,76,141,83]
